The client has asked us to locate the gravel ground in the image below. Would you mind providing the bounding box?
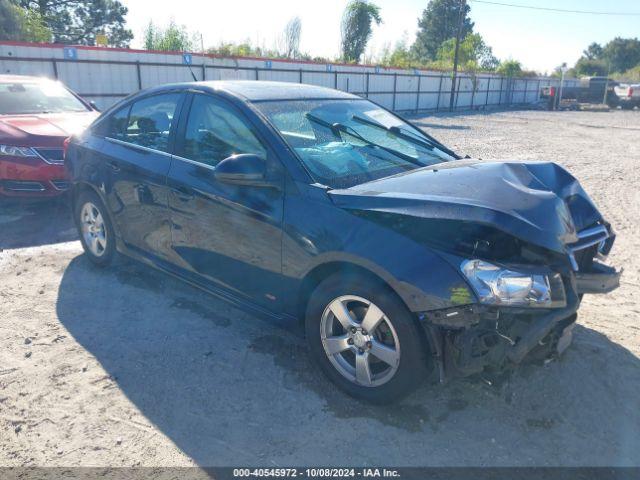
[0,109,639,468]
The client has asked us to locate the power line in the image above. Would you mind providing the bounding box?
[469,0,640,16]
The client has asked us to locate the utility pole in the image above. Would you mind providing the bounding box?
[449,0,466,112]
[557,62,567,110]
[603,62,611,105]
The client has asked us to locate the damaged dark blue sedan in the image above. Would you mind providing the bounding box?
[65,81,621,403]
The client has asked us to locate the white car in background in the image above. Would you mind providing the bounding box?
[613,84,640,110]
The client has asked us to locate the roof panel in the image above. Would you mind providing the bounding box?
[203,80,360,101]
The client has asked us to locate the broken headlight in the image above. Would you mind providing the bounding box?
[461,260,566,308]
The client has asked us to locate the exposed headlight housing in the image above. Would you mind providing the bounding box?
[0,145,38,157]
[461,259,566,308]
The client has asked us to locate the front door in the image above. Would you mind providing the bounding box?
[167,92,284,310]
[101,92,184,261]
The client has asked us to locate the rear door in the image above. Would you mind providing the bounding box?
[166,92,285,309]
[100,92,185,261]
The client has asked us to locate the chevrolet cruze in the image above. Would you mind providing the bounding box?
[65,81,620,403]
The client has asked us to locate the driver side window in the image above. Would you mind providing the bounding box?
[181,94,266,167]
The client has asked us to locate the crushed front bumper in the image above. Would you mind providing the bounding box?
[420,260,621,382]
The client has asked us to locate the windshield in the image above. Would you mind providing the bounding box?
[0,80,89,115]
[254,98,456,188]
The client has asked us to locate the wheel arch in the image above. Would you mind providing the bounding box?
[70,182,120,237]
[296,261,431,348]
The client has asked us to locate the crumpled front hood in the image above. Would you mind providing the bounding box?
[328,160,603,255]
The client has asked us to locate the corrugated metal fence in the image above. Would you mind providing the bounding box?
[0,41,578,112]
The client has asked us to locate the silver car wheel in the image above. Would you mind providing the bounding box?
[80,202,107,257]
[320,295,401,387]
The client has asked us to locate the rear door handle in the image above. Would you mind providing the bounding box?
[171,186,194,201]
[108,160,120,172]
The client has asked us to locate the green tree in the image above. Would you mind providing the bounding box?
[379,36,415,68]
[19,0,132,46]
[582,42,603,60]
[436,33,498,70]
[411,0,473,62]
[0,0,51,42]
[496,59,523,77]
[602,37,640,74]
[143,20,194,52]
[574,57,608,77]
[340,0,382,63]
[618,65,640,82]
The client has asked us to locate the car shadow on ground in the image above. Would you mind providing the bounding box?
[0,197,77,250]
[55,254,640,466]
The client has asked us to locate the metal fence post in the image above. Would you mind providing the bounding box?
[498,77,504,105]
[484,77,490,107]
[436,74,444,111]
[454,75,461,110]
[52,59,58,80]
[201,63,206,81]
[470,76,475,110]
[365,72,370,98]
[415,74,421,112]
[299,69,303,83]
[334,71,338,89]
[255,67,259,81]
[523,79,528,104]
[392,73,397,111]
[136,61,142,90]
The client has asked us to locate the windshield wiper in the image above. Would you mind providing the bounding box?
[352,114,459,158]
[351,115,438,150]
[305,113,424,166]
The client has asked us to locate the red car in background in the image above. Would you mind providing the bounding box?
[0,75,99,197]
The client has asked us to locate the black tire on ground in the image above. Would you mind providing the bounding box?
[305,272,430,404]
[75,190,116,267]
[620,103,635,110]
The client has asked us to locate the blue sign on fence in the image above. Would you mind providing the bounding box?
[63,47,77,60]
[265,60,272,69]
[326,64,333,72]
[182,53,193,65]
[374,66,381,74]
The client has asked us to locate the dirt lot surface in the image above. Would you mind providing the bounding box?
[1,109,639,468]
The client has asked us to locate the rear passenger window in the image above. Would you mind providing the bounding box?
[123,93,181,153]
[181,94,266,167]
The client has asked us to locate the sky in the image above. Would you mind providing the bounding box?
[124,0,640,73]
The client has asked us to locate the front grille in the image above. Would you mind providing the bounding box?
[34,148,64,165]
[2,180,46,192]
[51,180,70,190]
[567,224,609,271]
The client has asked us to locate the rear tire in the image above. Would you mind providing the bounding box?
[75,190,115,267]
[305,272,429,404]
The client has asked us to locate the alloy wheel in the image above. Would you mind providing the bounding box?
[80,202,107,257]
[320,295,400,387]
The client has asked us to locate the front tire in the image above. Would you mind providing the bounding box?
[305,273,429,404]
[75,190,115,267]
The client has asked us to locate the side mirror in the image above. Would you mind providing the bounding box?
[89,101,100,112]
[214,153,271,186]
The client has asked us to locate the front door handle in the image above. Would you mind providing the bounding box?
[171,186,194,201]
